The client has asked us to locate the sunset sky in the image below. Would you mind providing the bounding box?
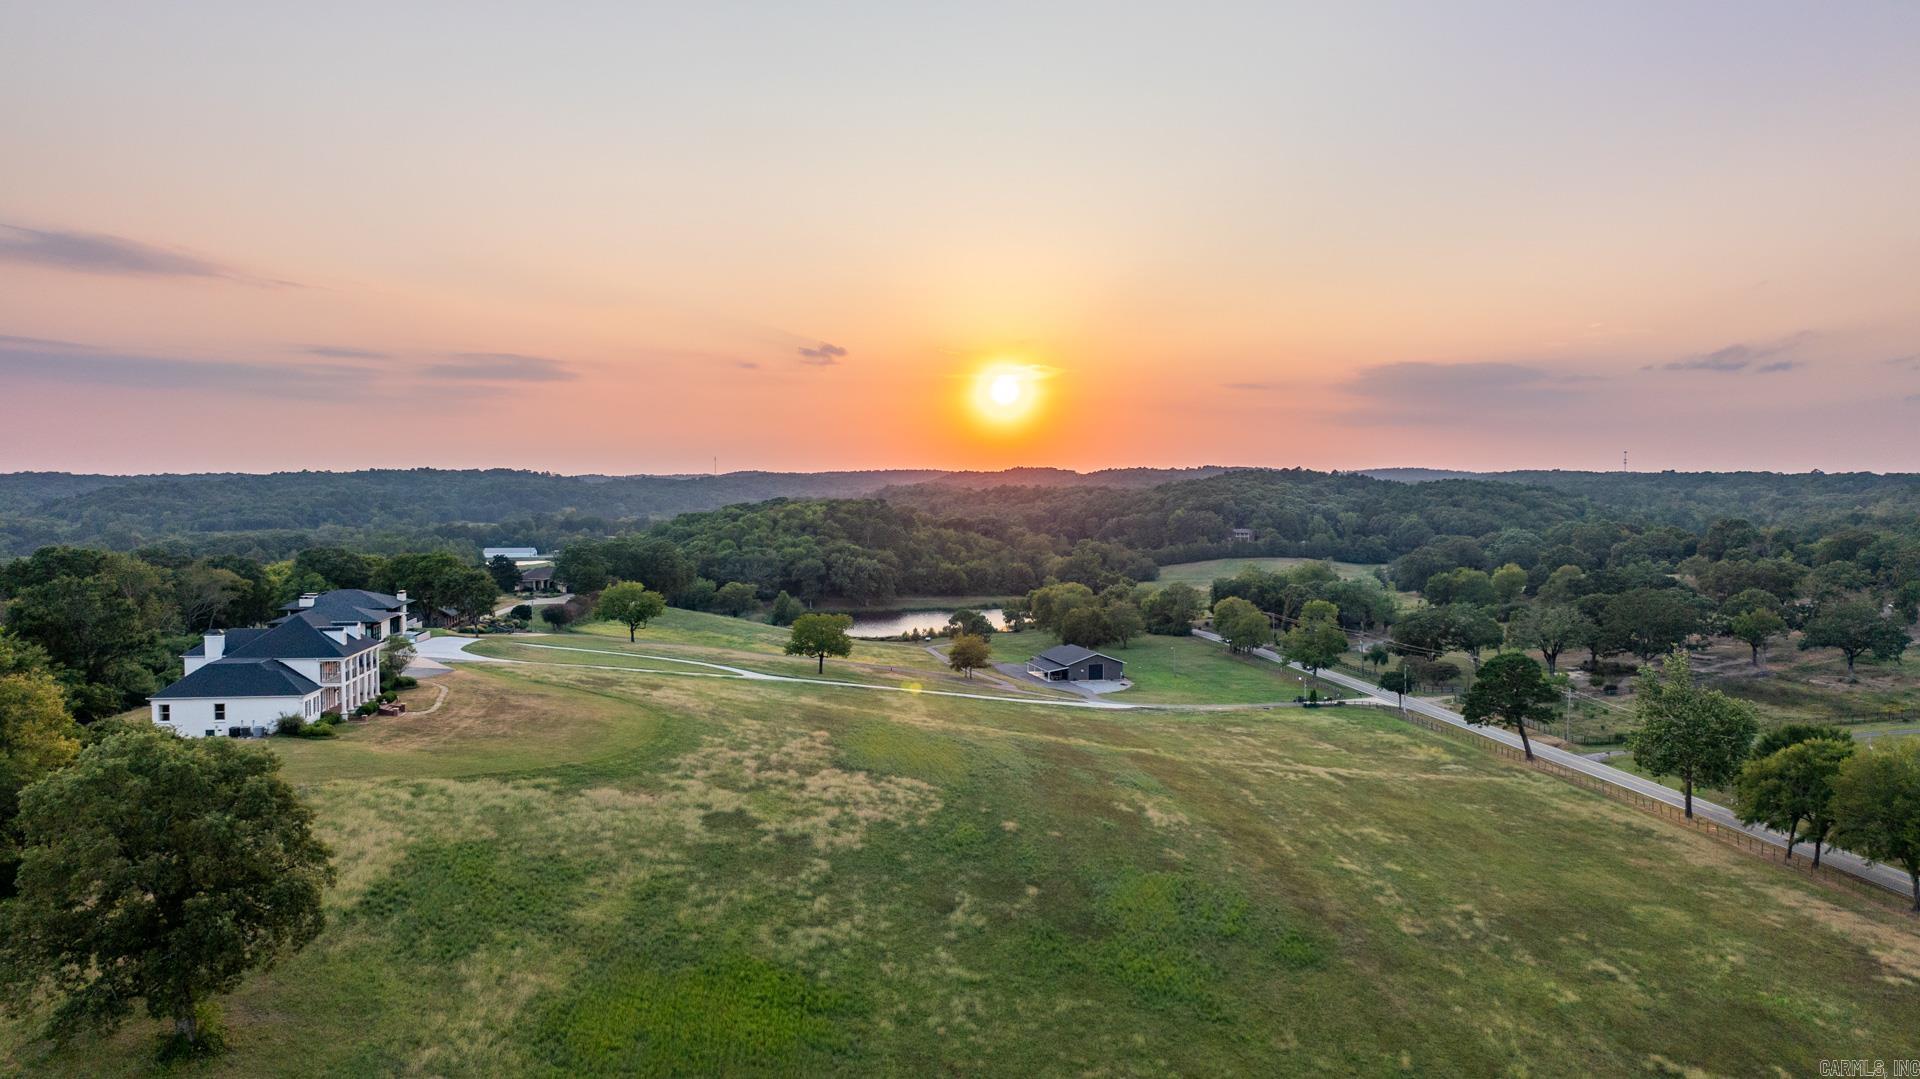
[3,2,1918,475]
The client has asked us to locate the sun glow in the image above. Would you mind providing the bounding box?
[968,361,1049,428]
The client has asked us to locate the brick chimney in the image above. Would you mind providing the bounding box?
[298,593,319,608]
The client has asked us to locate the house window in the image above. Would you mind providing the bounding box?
[158,704,171,723]
[214,703,226,722]
[204,730,216,738]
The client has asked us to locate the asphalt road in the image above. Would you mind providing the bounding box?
[1192,629,1918,902]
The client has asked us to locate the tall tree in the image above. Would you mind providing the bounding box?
[1378,668,1412,708]
[1734,739,1853,866]
[597,583,667,641]
[1459,652,1559,760]
[293,546,372,590]
[1490,562,1529,604]
[945,608,996,639]
[1799,599,1909,679]
[1211,597,1270,653]
[1281,600,1347,689]
[0,731,333,1048]
[768,591,804,627]
[784,613,854,673]
[446,567,500,626]
[1726,608,1787,667]
[1506,603,1587,674]
[1628,652,1758,817]
[486,555,522,593]
[712,582,758,617]
[378,635,416,690]
[1447,605,1504,669]
[1751,723,1852,760]
[1102,600,1146,648]
[0,639,80,898]
[1830,739,1920,911]
[947,634,992,679]
[1141,582,1203,635]
[1601,588,1705,661]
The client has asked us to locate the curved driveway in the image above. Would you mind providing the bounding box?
[1192,629,1918,902]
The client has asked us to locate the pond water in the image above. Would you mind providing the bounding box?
[844,608,1007,639]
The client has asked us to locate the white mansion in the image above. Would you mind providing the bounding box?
[149,588,417,738]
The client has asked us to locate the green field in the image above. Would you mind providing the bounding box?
[1152,557,1385,590]
[1023,631,1339,705]
[8,615,1920,1075]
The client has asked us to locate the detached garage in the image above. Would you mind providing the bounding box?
[1026,644,1125,683]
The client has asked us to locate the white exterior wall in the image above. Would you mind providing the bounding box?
[151,693,320,738]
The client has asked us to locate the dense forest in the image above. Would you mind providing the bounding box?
[0,466,1223,558]
[3,465,1918,730]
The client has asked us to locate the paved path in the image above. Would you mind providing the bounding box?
[1193,630,1918,901]
[493,592,574,616]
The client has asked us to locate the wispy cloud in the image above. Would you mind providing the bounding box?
[1887,354,1920,371]
[1650,331,1815,375]
[1336,361,1600,425]
[426,352,575,382]
[797,342,847,366]
[1224,380,1284,391]
[0,223,295,286]
[0,336,366,397]
[735,360,761,370]
[302,344,389,359]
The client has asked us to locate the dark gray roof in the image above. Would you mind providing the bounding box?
[520,565,556,581]
[1030,644,1120,669]
[228,616,381,660]
[184,628,267,657]
[278,589,406,623]
[152,658,320,700]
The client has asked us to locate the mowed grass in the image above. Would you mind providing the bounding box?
[1026,632,1343,705]
[467,609,1079,700]
[492,608,1333,707]
[8,646,1920,1075]
[1152,557,1384,590]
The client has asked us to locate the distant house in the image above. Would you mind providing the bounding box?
[515,565,560,593]
[1026,644,1125,683]
[150,613,387,738]
[483,546,541,561]
[1229,527,1255,543]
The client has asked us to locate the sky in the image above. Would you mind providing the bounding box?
[3,1,1918,475]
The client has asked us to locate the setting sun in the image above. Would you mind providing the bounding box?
[968,362,1049,428]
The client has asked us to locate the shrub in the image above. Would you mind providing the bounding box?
[355,701,379,717]
[510,604,534,621]
[391,675,417,690]
[320,710,342,725]
[274,714,305,737]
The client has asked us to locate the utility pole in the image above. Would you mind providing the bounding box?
[1622,449,1628,471]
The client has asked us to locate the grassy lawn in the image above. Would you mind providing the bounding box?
[1152,556,1384,591]
[1025,631,1344,705]
[9,634,1920,1074]
[466,610,1080,700]
[1694,635,1920,728]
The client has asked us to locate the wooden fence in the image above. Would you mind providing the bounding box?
[1388,706,1913,909]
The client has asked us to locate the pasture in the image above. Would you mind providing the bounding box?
[7,609,1920,1076]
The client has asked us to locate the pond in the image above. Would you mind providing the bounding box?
[843,608,1007,639]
